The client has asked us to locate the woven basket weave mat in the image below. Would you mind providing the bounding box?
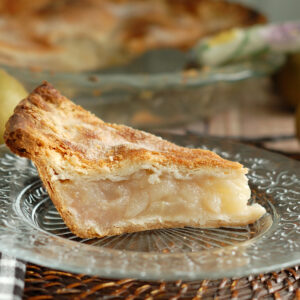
[24,264,300,299]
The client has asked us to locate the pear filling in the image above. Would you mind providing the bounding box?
[57,170,265,233]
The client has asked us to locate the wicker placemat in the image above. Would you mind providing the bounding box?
[24,264,300,299]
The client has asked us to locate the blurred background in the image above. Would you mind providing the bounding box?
[233,0,300,22]
[0,0,299,155]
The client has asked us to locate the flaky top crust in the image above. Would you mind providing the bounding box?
[4,82,244,179]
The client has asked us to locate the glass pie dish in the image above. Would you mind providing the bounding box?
[2,50,284,129]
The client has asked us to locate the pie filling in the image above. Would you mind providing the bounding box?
[57,170,265,235]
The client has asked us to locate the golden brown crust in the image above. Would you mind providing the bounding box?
[4,82,243,174]
[0,0,266,71]
[66,218,261,239]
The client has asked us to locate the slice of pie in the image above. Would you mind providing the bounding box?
[4,82,265,238]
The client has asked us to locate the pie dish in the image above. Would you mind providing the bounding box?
[4,82,265,238]
[0,0,265,71]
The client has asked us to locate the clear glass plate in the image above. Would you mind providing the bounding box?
[2,51,285,128]
[0,133,299,280]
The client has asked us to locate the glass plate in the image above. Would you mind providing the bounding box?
[0,133,299,281]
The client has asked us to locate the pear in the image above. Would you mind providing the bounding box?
[0,69,28,143]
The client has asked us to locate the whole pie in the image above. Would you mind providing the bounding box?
[0,0,265,71]
[4,82,266,238]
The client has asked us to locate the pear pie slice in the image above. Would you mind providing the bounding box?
[4,83,265,238]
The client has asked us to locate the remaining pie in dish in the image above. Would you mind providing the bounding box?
[4,82,266,238]
[0,0,265,71]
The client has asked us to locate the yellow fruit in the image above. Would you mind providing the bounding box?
[296,104,300,142]
[0,69,28,144]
